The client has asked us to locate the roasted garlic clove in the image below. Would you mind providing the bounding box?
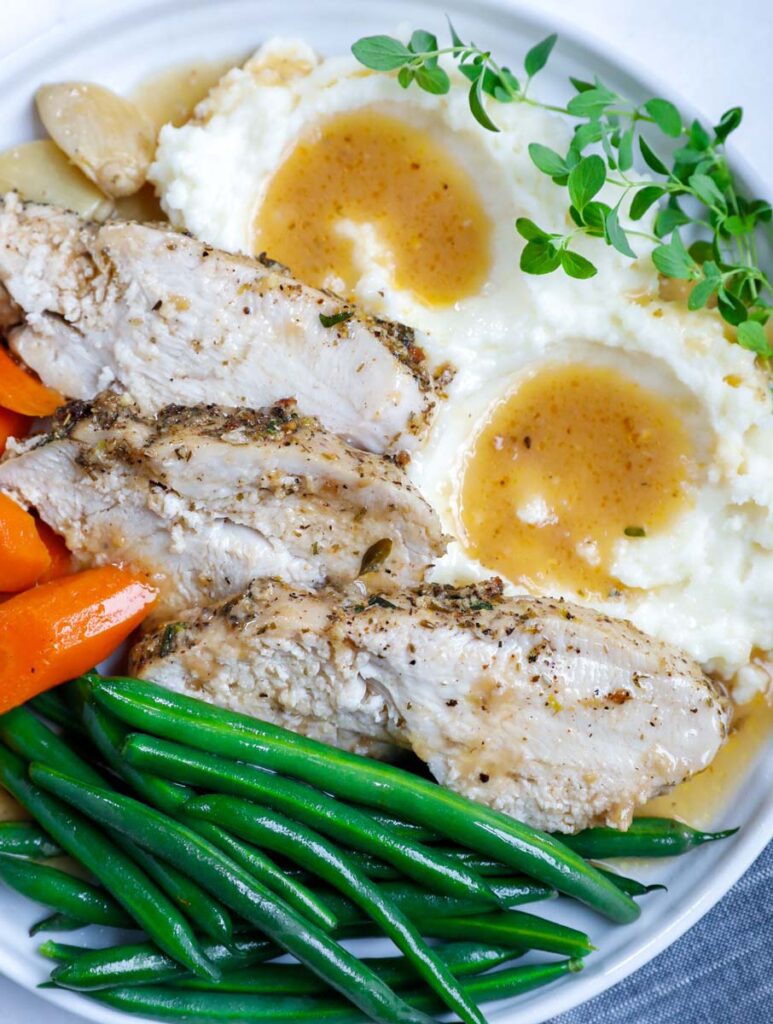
[0,140,114,219]
[36,82,155,198]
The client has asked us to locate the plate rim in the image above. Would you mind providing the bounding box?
[0,2,770,1022]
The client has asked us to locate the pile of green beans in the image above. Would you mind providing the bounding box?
[68,678,340,932]
[90,958,584,1023]
[0,741,217,981]
[94,678,640,922]
[0,672,738,1024]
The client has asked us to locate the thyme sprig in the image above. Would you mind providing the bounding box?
[351,23,771,357]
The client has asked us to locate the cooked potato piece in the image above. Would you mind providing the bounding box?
[132,59,241,133]
[0,140,113,219]
[36,82,155,198]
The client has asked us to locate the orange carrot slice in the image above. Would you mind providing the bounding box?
[0,566,158,713]
[0,347,64,416]
[0,493,52,591]
[0,406,31,455]
[35,521,74,583]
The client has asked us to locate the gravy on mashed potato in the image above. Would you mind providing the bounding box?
[149,37,773,696]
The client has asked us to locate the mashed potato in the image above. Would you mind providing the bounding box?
[151,38,773,693]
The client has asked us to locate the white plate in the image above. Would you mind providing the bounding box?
[0,2,770,1022]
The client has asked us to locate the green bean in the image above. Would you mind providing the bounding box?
[38,941,91,962]
[313,878,552,927]
[0,742,217,980]
[123,839,232,943]
[48,936,278,991]
[29,691,87,738]
[182,793,489,1024]
[334,910,589,958]
[0,852,133,927]
[125,734,498,907]
[0,705,106,787]
[30,913,93,935]
[201,822,337,931]
[88,958,582,1022]
[95,677,638,923]
[342,849,662,901]
[71,685,336,933]
[594,866,666,898]
[410,912,592,956]
[560,817,739,858]
[30,765,435,1024]
[363,813,437,842]
[173,943,519,994]
[0,704,234,945]
[0,820,61,858]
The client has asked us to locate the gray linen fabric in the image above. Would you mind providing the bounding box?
[549,842,772,1023]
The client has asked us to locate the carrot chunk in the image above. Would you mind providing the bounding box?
[0,493,52,591]
[0,347,64,416]
[0,566,157,712]
[0,406,31,455]
[35,521,74,583]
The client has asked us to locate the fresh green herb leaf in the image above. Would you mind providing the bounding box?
[651,231,696,279]
[497,67,520,97]
[350,36,413,71]
[528,142,568,178]
[524,33,557,77]
[368,594,399,609]
[604,209,636,258]
[714,106,742,143]
[459,62,500,97]
[654,201,691,238]
[566,86,616,119]
[515,217,551,241]
[468,71,500,131]
[630,185,665,221]
[581,200,611,233]
[689,239,716,263]
[689,173,727,212]
[569,76,594,93]
[447,16,465,50]
[319,310,354,328]
[687,278,717,311]
[638,136,670,175]
[567,155,606,212]
[410,29,438,60]
[717,287,748,325]
[560,249,597,279]
[520,240,561,274]
[397,66,414,89]
[737,320,772,357]
[617,127,635,171]
[415,64,451,94]
[689,119,711,151]
[724,214,755,236]
[572,120,606,152]
[644,98,682,137]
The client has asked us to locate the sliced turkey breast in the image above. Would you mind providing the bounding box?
[0,391,446,618]
[0,193,434,455]
[130,576,729,833]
